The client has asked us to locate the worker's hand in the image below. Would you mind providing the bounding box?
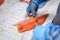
[26,2,38,17]
[33,23,60,40]
[33,25,47,40]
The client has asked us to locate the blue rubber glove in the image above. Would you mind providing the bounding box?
[33,23,60,40]
[33,25,47,40]
[26,2,38,17]
[26,0,48,17]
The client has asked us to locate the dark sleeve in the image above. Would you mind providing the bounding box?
[53,3,60,25]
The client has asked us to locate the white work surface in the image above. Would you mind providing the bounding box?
[0,0,60,40]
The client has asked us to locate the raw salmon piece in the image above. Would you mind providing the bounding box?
[25,0,32,4]
[15,17,36,33]
[0,0,4,5]
[36,14,49,25]
[19,0,32,4]
[19,0,24,2]
[14,14,49,33]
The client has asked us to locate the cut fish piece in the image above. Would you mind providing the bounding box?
[15,17,36,33]
[14,14,49,33]
[19,0,32,4]
[37,14,49,25]
[0,0,4,5]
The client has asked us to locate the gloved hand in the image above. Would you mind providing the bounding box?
[33,25,47,40]
[33,23,60,40]
[26,2,38,17]
[26,0,49,17]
